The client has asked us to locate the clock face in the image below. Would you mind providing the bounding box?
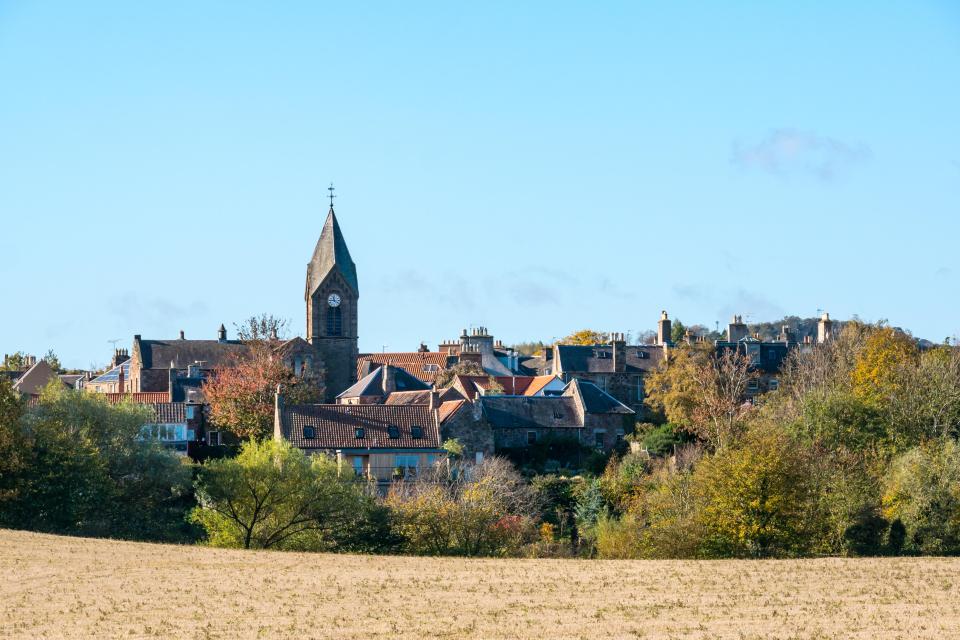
[327,293,342,308]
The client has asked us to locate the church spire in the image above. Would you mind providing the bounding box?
[305,189,358,300]
[327,182,336,211]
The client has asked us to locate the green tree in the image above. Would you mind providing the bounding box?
[191,439,379,550]
[0,376,27,504]
[561,329,610,345]
[670,319,687,344]
[434,360,486,389]
[42,349,61,373]
[692,423,818,557]
[882,438,960,555]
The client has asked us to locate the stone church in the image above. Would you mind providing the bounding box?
[305,203,359,401]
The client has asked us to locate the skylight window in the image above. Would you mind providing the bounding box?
[354,427,365,439]
[303,425,316,439]
[411,426,423,439]
[388,425,400,439]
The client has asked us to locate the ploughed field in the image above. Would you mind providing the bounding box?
[2,529,959,639]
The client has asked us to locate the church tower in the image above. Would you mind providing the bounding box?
[306,195,359,401]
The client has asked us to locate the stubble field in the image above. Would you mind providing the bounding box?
[2,528,959,639]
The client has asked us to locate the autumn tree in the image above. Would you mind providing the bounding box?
[645,345,757,450]
[851,326,919,407]
[561,329,610,345]
[204,344,323,440]
[434,360,486,389]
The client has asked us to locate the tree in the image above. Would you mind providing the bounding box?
[386,457,538,556]
[434,360,486,389]
[191,439,380,550]
[692,423,818,558]
[0,376,27,504]
[561,329,610,345]
[887,346,960,442]
[670,319,687,344]
[1,352,27,371]
[234,313,290,342]
[645,345,757,451]
[42,349,61,373]
[204,345,323,440]
[882,438,960,555]
[851,327,919,407]
[1,382,194,541]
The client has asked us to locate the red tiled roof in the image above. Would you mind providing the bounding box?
[452,375,552,400]
[357,352,452,383]
[385,390,434,405]
[101,392,170,404]
[280,404,441,450]
[525,375,560,397]
[437,400,466,425]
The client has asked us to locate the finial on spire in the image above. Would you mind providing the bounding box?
[327,182,336,210]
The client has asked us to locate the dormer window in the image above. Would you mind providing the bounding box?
[387,425,400,439]
[303,425,316,439]
[423,364,440,372]
[354,427,365,439]
[411,426,423,439]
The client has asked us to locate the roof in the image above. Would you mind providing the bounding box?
[338,364,430,399]
[481,396,582,429]
[58,374,85,388]
[563,379,634,414]
[89,361,130,384]
[149,403,187,423]
[135,338,250,370]
[438,399,466,424]
[438,387,465,403]
[357,352,452,384]
[12,360,57,395]
[305,208,358,298]
[279,404,440,450]
[555,344,663,374]
[451,375,560,400]
[385,390,435,405]
[102,392,171,404]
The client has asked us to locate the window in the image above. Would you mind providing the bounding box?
[354,427,365,439]
[411,426,423,439]
[768,350,778,361]
[326,306,343,336]
[186,406,195,419]
[594,431,606,448]
[387,425,400,439]
[208,431,220,446]
[553,408,564,420]
[475,451,484,464]
[303,425,316,439]
[527,431,538,445]
[352,456,364,476]
[747,379,759,391]
[422,364,439,372]
[395,455,419,472]
[768,379,779,391]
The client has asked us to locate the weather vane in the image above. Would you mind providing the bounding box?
[328,182,336,209]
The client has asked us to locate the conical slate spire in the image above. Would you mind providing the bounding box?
[305,207,358,299]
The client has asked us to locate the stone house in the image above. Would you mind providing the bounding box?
[274,392,446,488]
[336,364,431,405]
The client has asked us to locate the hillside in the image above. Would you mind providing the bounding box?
[2,529,959,639]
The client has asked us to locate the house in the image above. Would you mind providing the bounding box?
[274,391,446,487]
[137,402,206,455]
[438,378,635,461]
[357,350,454,385]
[7,360,61,397]
[128,326,252,393]
[438,327,540,376]
[551,334,664,415]
[337,364,432,404]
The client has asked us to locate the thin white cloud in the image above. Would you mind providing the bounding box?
[732,128,871,181]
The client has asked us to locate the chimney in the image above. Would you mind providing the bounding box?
[117,364,125,394]
[418,342,429,353]
[818,312,834,343]
[612,332,626,373]
[179,330,185,340]
[727,315,749,342]
[168,366,176,402]
[382,364,397,394]
[217,324,227,342]
[658,311,672,346]
[429,389,440,411]
[273,384,285,442]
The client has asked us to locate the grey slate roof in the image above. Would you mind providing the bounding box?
[337,364,431,400]
[279,404,441,450]
[481,396,582,430]
[136,339,250,370]
[305,208,358,298]
[555,344,663,374]
[563,379,634,414]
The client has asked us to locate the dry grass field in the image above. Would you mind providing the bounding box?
[2,529,959,639]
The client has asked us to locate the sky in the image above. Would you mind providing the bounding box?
[1,2,958,369]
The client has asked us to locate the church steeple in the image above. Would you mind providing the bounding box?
[304,187,360,401]
[305,206,358,301]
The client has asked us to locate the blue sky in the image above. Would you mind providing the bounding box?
[1,2,958,369]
